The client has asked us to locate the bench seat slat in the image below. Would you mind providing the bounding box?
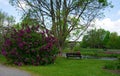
[66,52,81,58]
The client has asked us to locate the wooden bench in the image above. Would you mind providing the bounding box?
[66,52,82,59]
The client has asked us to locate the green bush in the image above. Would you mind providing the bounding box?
[104,57,120,70]
[73,43,81,51]
[1,25,58,66]
[62,48,71,53]
[104,62,120,70]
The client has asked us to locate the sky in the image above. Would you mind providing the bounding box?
[95,0,120,35]
[0,0,120,35]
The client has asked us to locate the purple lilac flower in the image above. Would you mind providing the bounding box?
[5,38,12,46]
[18,42,24,49]
[45,43,53,50]
[17,33,22,37]
[19,29,25,34]
[41,31,45,35]
[10,48,17,55]
[18,62,23,66]
[46,29,49,34]
[36,55,40,60]
[17,29,25,37]
[25,26,31,33]
[45,37,50,42]
[1,48,7,56]
[13,28,17,33]
[16,38,22,43]
[11,33,16,38]
[31,50,35,53]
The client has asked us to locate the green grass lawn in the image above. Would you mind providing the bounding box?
[20,57,119,76]
[0,55,119,76]
[0,55,7,63]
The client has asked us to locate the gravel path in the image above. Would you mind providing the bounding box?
[0,64,31,76]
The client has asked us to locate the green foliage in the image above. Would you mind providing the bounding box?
[104,59,120,70]
[21,9,39,26]
[81,28,108,48]
[73,43,81,51]
[12,23,22,30]
[106,32,120,49]
[0,10,15,50]
[79,48,120,57]
[98,0,108,6]
[1,25,58,66]
[80,48,103,56]
[0,10,15,26]
[81,28,120,49]
[0,55,7,64]
[62,48,71,53]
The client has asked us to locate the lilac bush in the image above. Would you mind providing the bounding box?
[1,25,58,66]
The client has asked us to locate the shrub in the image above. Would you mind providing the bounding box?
[104,57,120,70]
[1,25,58,66]
[104,62,120,70]
[72,43,81,52]
[62,48,71,53]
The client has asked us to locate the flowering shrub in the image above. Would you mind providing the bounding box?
[1,25,58,66]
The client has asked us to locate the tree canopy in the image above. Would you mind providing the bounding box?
[81,28,120,49]
[9,0,110,50]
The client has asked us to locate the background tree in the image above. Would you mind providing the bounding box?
[0,10,15,50]
[102,31,110,48]
[0,10,6,49]
[81,28,109,48]
[81,28,120,49]
[106,32,120,49]
[21,9,39,26]
[9,0,110,51]
[6,15,15,27]
[81,29,97,48]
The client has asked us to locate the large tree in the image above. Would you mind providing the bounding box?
[9,0,110,51]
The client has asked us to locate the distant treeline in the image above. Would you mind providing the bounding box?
[81,28,120,49]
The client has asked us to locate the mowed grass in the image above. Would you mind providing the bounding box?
[0,55,7,63]
[0,55,119,76]
[19,57,119,76]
